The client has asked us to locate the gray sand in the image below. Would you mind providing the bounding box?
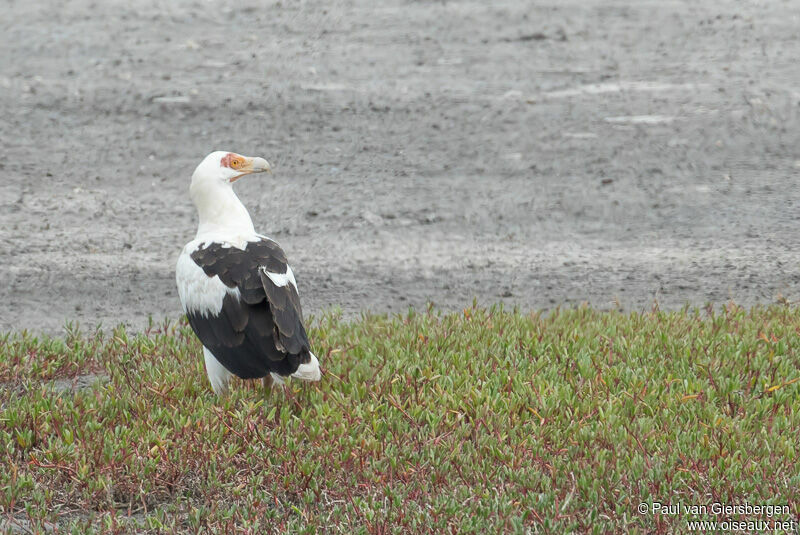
[2,0,799,334]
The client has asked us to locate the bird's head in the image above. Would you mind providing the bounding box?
[191,151,272,189]
[189,151,272,234]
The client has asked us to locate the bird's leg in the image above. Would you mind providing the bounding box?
[262,374,274,395]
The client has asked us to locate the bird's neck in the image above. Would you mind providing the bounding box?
[193,184,255,238]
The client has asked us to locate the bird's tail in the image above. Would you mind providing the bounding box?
[292,351,321,381]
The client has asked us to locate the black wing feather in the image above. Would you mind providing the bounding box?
[187,238,310,378]
[259,268,307,354]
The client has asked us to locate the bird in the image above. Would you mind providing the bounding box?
[176,151,321,395]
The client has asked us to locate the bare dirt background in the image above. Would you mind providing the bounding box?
[2,0,800,334]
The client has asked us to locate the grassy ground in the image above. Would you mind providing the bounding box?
[1,304,799,533]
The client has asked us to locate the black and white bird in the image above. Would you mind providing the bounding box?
[176,151,321,394]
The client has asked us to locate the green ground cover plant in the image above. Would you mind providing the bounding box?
[1,304,799,533]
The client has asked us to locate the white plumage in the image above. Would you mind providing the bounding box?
[176,242,240,317]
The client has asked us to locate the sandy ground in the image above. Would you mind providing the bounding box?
[2,0,800,334]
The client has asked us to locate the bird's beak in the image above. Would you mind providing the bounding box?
[231,157,272,183]
[250,157,272,174]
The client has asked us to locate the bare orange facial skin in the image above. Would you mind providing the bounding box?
[221,153,244,170]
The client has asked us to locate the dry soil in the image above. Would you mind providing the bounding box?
[2,0,800,334]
